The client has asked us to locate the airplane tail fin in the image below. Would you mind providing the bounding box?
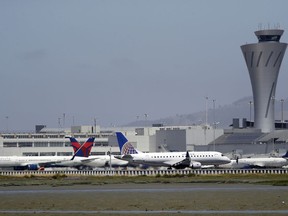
[67,137,95,160]
[185,151,191,161]
[115,132,139,155]
[67,137,82,153]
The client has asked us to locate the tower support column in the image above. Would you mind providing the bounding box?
[241,29,287,133]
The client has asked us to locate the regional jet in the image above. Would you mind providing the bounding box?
[115,132,231,169]
[219,151,288,169]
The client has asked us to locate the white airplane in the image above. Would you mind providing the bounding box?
[73,154,129,169]
[67,137,128,169]
[0,137,97,170]
[219,151,288,169]
[115,132,231,169]
[0,137,128,170]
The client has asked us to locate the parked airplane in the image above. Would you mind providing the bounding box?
[67,136,128,169]
[115,132,231,169]
[0,137,96,170]
[219,151,288,169]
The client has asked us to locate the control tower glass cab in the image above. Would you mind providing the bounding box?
[241,29,287,133]
[255,29,283,42]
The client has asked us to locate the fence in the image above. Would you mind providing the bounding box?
[1,168,288,176]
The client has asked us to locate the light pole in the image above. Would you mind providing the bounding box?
[5,116,9,133]
[109,146,112,171]
[63,113,66,128]
[205,96,208,127]
[249,101,253,127]
[94,118,97,134]
[281,99,284,128]
[204,96,209,146]
[213,99,216,151]
[144,114,148,127]
[58,117,61,128]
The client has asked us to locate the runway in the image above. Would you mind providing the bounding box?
[0,183,287,216]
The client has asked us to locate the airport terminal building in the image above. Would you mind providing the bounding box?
[1,122,288,159]
[0,124,223,157]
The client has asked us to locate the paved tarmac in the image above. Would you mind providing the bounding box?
[0,183,287,216]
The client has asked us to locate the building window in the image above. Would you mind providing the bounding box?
[50,142,64,147]
[18,135,30,139]
[90,152,105,156]
[34,142,49,147]
[94,142,108,146]
[23,152,39,156]
[33,135,45,139]
[47,135,60,138]
[258,35,280,42]
[3,142,17,147]
[64,142,72,147]
[18,142,33,147]
[40,152,56,156]
[3,135,16,139]
[57,152,72,156]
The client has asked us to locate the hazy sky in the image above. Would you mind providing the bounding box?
[1,0,288,131]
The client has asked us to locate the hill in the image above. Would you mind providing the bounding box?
[124,96,288,129]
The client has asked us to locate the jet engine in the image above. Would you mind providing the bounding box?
[190,162,201,169]
[27,164,41,170]
[13,164,41,170]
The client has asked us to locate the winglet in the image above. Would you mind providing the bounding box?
[116,132,138,155]
[69,137,95,160]
[282,150,288,158]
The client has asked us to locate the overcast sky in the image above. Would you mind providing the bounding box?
[1,0,288,131]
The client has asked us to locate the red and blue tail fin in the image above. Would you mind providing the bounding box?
[68,137,82,153]
[67,137,95,160]
[116,132,138,155]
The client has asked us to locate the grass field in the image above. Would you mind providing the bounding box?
[0,172,288,186]
[0,174,288,216]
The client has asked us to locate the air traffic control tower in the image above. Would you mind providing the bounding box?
[241,29,287,133]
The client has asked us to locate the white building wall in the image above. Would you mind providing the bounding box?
[186,126,224,150]
[0,125,224,156]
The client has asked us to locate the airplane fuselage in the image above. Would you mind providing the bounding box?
[0,156,79,169]
[121,151,230,168]
[0,155,128,170]
[79,155,129,167]
[219,157,288,169]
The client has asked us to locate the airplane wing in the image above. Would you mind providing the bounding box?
[249,162,265,167]
[114,154,133,161]
[15,160,66,170]
[37,159,70,167]
[78,158,102,164]
[163,151,201,169]
[163,157,190,167]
